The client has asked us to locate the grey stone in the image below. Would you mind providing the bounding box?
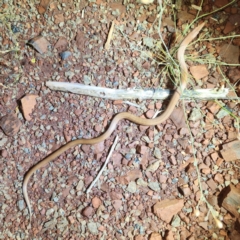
[87,222,98,235]
[83,75,92,85]
[171,215,181,227]
[189,108,202,121]
[18,200,25,211]
[127,181,137,193]
[148,182,160,192]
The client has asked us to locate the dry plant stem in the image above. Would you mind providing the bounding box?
[187,0,235,31]
[182,102,223,228]
[0,83,10,89]
[199,35,240,41]
[105,20,115,50]
[22,23,205,219]
[157,0,178,68]
[86,135,119,194]
[46,82,229,100]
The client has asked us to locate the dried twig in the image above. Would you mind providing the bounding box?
[86,135,119,194]
[46,81,231,100]
[105,20,115,50]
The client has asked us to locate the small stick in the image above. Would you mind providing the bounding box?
[105,20,115,50]
[46,82,231,100]
[123,101,143,109]
[86,135,119,194]
[152,110,162,119]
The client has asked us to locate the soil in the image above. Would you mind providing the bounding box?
[0,0,240,239]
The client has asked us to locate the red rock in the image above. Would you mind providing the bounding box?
[109,2,126,15]
[214,0,228,7]
[179,127,188,135]
[28,36,50,54]
[214,173,224,184]
[112,152,122,166]
[207,179,218,192]
[146,128,154,139]
[113,100,123,105]
[185,145,194,154]
[220,184,240,217]
[180,228,191,239]
[139,125,149,132]
[54,36,68,51]
[147,15,155,23]
[220,140,240,161]
[76,30,86,51]
[54,13,64,24]
[180,186,191,196]
[94,124,101,132]
[112,200,122,210]
[63,130,71,142]
[128,105,137,113]
[199,163,209,170]
[153,199,184,223]
[1,149,8,157]
[98,225,106,232]
[81,145,91,153]
[163,17,175,33]
[201,167,211,174]
[74,109,82,116]
[125,169,142,182]
[155,102,162,110]
[159,174,167,183]
[230,230,240,240]
[170,107,187,129]
[177,138,188,149]
[142,61,151,70]
[149,232,162,240]
[84,175,93,186]
[206,102,221,114]
[170,155,177,165]
[233,38,240,46]
[219,44,239,64]
[223,21,235,34]
[189,65,209,80]
[227,68,240,83]
[199,222,208,230]
[145,110,155,118]
[136,145,149,154]
[110,191,123,200]
[38,0,50,14]
[216,158,223,166]
[116,176,128,185]
[177,11,195,22]
[229,14,240,26]
[68,215,75,224]
[211,152,218,162]
[163,134,172,141]
[93,141,104,154]
[82,206,94,218]
[204,129,214,139]
[92,197,102,209]
[165,231,174,240]
[38,5,46,14]
[0,113,22,136]
[20,94,38,121]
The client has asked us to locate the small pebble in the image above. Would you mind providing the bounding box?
[148,182,161,192]
[87,222,98,235]
[60,51,72,60]
[18,200,25,211]
[82,206,94,218]
[92,197,102,209]
[1,149,8,157]
[127,181,137,193]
